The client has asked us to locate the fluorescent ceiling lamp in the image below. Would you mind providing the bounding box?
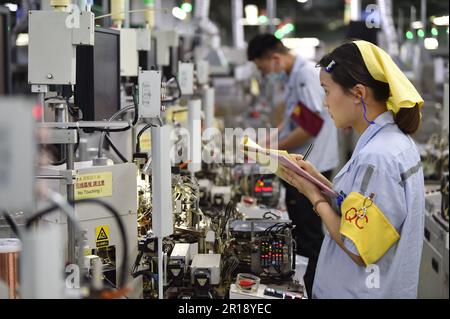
[245,5,259,25]
[172,7,187,20]
[241,17,281,26]
[424,37,439,50]
[297,0,308,3]
[282,37,320,49]
[433,15,449,26]
[4,3,18,11]
[411,21,424,29]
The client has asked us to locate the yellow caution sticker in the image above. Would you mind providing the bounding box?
[95,225,110,248]
[75,172,112,200]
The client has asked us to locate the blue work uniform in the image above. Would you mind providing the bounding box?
[312,111,425,299]
[280,54,338,172]
[279,54,339,298]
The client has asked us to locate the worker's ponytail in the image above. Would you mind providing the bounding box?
[394,104,421,135]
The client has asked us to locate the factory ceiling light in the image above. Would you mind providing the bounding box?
[411,21,424,29]
[433,15,449,26]
[172,7,187,20]
[424,37,439,50]
[4,3,18,11]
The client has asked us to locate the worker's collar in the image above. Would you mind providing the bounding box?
[286,54,306,87]
[355,111,395,153]
[334,111,395,182]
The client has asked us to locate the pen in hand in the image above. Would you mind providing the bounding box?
[302,143,314,161]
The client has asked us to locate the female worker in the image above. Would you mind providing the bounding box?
[280,40,425,298]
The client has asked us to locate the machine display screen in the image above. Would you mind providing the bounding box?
[254,178,274,196]
[75,27,121,121]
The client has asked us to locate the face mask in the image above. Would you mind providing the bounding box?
[265,58,287,84]
[266,71,287,84]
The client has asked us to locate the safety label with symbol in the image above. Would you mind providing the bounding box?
[95,225,110,248]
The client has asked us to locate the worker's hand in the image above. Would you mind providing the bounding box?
[280,166,324,202]
[290,154,333,189]
[290,154,320,177]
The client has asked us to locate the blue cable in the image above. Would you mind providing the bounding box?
[361,97,375,125]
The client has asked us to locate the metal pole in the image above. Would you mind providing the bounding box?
[154,0,162,28]
[420,0,427,35]
[35,175,67,180]
[158,237,163,299]
[124,0,130,28]
[231,0,245,49]
[64,105,75,266]
[194,0,210,20]
[151,125,173,299]
[40,93,45,123]
[267,0,276,33]
[410,6,416,27]
[66,142,76,264]
[203,87,215,130]
[55,104,76,264]
[398,8,404,43]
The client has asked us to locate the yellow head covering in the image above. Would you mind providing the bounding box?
[353,40,424,114]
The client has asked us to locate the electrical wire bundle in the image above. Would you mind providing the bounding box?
[172,175,200,229]
[95,86,139,133]
[263,222,293,237]
[45,95,82,120]
[260,222,295,280]
[220,252,240,286]
[263,211,280,220]
[2,198,130,298]
[137,185,152,235]
[217,200,239,241]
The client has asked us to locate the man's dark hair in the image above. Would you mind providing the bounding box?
[247,34,289,61]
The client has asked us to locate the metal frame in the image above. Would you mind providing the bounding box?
[0,6,12,94]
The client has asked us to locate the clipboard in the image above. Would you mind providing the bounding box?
[240,136,337,198]
[271,152,338,198]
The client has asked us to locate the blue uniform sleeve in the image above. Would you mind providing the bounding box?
[341,157,407,257]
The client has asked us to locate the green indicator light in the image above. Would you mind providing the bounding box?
[274,30,284,39]
[285,23,295,32]
[181,3,192,13]
[258,15,268,24]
